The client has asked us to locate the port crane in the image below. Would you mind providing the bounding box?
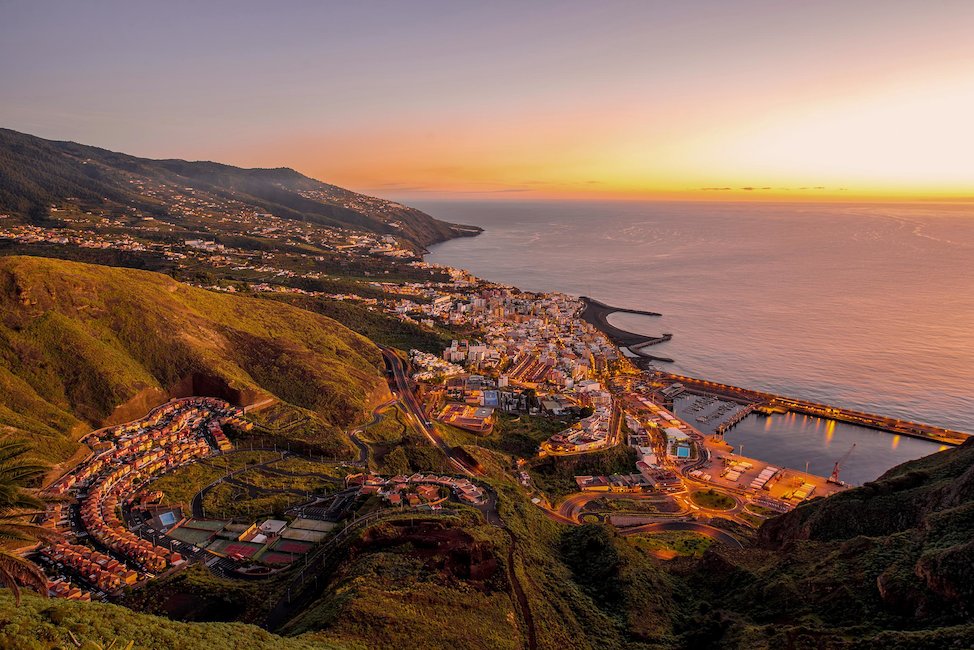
[828,443,856,485]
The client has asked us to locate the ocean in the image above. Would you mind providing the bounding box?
[419,200,974,484]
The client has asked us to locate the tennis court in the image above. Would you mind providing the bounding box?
[281,528,327,543]
[272,539,313,555]
[291,518,336,532]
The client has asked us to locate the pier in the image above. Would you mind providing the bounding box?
[580,297,674,362]
[656,372,970,447]
[714,403,757,435]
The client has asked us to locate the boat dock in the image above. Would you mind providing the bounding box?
[656,372,970,447]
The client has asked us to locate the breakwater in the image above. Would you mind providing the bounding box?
[659,372,970,447]
[580,297,674,363]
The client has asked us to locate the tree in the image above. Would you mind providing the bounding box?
[381,447,411,475]
[0,440,56,602]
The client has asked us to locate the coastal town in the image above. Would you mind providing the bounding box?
[4,7,974,645]
[374,267,908,530]
[9,192,970,610]
[20,200,972,609]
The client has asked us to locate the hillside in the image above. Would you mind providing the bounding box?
[0,590,347,650]
[671,439,974,648]
[0,255,390,465]
[0,127,476,248]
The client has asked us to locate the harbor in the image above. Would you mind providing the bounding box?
[579,297,675,362]
[657,372,970,447]
[572,297,967,486]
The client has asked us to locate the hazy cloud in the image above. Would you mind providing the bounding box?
[699,186,833,192]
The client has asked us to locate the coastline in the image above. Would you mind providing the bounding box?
[578,296,675,363]
[422,230,972,449]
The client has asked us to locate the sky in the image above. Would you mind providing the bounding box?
[2,0,974,201]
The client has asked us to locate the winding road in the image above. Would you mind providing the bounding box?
[617,520,745,549]
[377,347,536,646]
[348,397,398,469]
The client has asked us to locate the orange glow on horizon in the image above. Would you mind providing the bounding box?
[213,62,974,204]
[8,2,974,204]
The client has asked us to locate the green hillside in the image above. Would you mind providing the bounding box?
[3,428,974,648]
[663,439,974,648]
[0,590,345,650]
[0,255,390,464]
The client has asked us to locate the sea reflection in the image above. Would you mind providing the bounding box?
[717,412,943,485]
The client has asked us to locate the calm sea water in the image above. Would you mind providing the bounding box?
[421,200,974,482]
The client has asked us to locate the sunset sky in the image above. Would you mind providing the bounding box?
[3,1,973,201]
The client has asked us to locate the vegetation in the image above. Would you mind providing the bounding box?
[0,127,467,247]
[0,256,389,462]
[288,520,519,650]
[582,497,680,515]
[0,141,972,647]
[689,489,736,510]
[235,468,339,494]
[528,445,638,499]
[0,590,340,650]
[8,415,974,649]
[737,512,765,528]
[356,406,408,445]
[200,482,293,521]
[0,440,52,602]
[434,413,576,460]
[629,532,715,559]
[265,294,457,354]
[485,413,575,458]
[149,451,278,506]
[351,408,452,474]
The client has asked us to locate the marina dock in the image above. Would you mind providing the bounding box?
[656,372,970,447]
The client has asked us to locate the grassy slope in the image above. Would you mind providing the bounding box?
[0,255,389,463]
[282,442,687,650]
[263,294,455,354]
[288,516,521,650]
[674,440,974,648]
[0,590,345,650]
[4,421,973,648]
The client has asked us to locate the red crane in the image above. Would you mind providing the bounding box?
[828,443,856,485]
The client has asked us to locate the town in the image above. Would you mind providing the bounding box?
[32,392,495,603]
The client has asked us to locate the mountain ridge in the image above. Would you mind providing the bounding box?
[0,127,479,248]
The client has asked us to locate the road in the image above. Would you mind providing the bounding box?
[349,398,398,468]
[378,347,539,645]
[380,346,482,477]
[616,520,745,550]
[191,451,294,518]
[557,491,689,523]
